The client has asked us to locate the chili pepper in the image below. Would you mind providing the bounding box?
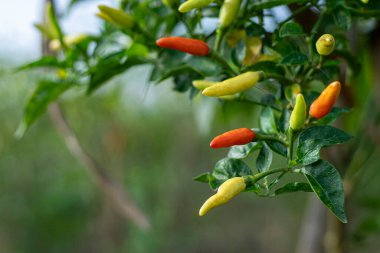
[290,94,306,130]
[210,128,256,148]
[98,5,134,29]
[178,0,214,13]
[219,0,241,28]
[202,71,264,97]
[309,81,341,119]
[199,177,246,216]
[316,34,335,56]
[96,12,115,23]
[361,0,368,3]
[156,37,209,56]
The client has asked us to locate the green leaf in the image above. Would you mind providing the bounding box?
[209,158,253,189]
[248,61,285,76]
[265,140,287,157]
[297,126,353,165]
[16,80,72,137]
[274,182,313,195]
[279,22,304,38]
[17,56,63,71]
[333,8,352,31]
[260,107,278,134]
[228,142,262,159]
[193,172,211,183]
[301,160,347,223]
[281,52,308,65]
[315,107,351,125]
[88,54,150,94]
[256,143,273,172]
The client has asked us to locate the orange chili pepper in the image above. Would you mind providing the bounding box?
[309,81,341,119]
[156,37,209,56]
[210,128,256,148]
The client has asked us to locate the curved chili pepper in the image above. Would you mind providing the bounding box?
[97,5,134,29]
[178,0,214,13]
[199,177,246,216]
[290,94,307,130]
[156,37,209,56]
[219,0,241,28]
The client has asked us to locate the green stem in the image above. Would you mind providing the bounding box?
[244,167,290,186]
[209,50,238,76]
[214,28,224,52]
[287,129,294,165]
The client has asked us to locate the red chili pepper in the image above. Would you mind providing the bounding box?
[156,37,209,56]
[210,128,256,148]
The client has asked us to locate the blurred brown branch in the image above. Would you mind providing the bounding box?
[42,0,150,230]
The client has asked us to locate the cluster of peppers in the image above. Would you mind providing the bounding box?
[155,33,341,216]
[91,3,344,216]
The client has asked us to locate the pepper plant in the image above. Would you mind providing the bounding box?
[18,0,380,225]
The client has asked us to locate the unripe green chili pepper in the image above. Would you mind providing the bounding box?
[178,0,214,13]
[156,37,209,56]
[199,177,246,216]
[289,94,307,130]
[309,81,341,119]
[98,5,134,29]
[210,128,256,148]
[219,0,241,28]
[316,34,335,56]
[202,71,264,97]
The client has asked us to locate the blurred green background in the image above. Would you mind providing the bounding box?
[1,1,380,253]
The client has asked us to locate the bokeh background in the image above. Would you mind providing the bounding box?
[1,1,380,252]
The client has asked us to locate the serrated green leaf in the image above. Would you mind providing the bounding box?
[296,126,353,165]
[302,160,347,223]
[16,80,72,137]
[228,142,262,159]
[209,158,253,189]
[274,182,313,195]
[256,142,273,172]
[281,52,308,65]
[279,22,304,38]
[260,107,278,134]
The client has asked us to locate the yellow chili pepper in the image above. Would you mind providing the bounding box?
[202,71,264,97]
[289,94,307,130]
[97,5,134,29]
[199,177,246,216]
[178,0,214,13]
[219,0,241,28]
[242,36,262,66]
[192,80,216,90]
[316,34,335,56]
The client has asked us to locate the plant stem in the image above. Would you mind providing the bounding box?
[214,28,224,52]
[244,167,290,186]
[209,49,238,75]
